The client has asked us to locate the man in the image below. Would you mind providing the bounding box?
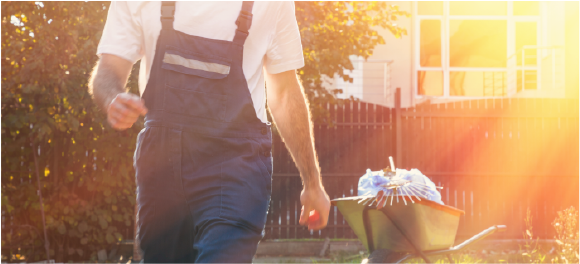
[89,1,330,263]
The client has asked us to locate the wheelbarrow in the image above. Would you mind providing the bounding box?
[331,196,506,263]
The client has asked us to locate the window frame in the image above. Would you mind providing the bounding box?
[413,1,542,100]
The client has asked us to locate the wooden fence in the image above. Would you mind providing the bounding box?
[264,89,579,240]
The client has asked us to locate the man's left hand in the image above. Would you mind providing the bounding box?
[299,185,330,230]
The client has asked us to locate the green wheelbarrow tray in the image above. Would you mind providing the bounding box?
[332,195,464,252]
[332,196,507,263]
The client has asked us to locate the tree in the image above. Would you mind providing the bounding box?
[2,2,140,262]
[295,2,409,124]
[1,1,408,262]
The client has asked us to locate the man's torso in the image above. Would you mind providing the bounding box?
[98,1,303,123]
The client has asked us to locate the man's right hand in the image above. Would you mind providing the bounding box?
[107,93,148,130]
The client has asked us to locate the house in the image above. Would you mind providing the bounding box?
[326,1,579,108]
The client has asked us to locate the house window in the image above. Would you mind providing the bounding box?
[414,1,562,99]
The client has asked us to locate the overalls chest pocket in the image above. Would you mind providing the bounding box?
[161,46,232,121]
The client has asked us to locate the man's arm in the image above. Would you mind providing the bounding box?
[265,70,330,231]
[88,54,147,130]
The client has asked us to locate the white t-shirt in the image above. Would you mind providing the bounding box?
[97,1,305,123]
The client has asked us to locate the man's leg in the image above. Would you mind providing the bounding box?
[181,135,272,263]
[135,127,194,263]
[192,218,263,263]
[136,196,194,263]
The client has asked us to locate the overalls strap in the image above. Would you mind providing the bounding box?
[233,2,254,45]
[160,1,253,41]
[161,1,176,30]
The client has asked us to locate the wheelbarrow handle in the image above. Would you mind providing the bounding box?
[450,225,507,251]
[377,225,508,264]
[496,225,507,232]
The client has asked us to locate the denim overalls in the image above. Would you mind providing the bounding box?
[133,2,272,262]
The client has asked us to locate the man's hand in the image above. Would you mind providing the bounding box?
[107,93,147,130]
[299,185,331,230]
[88,54,145,130]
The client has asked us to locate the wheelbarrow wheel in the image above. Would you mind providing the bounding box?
[366,249,408,263]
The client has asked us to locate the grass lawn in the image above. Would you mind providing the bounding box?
[254,251,552,263]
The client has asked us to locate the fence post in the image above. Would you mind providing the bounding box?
[395,88,402,168]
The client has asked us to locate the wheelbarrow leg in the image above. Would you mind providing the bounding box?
[362,207,376,253]
[380,208,432,263]
[362,208,424,263]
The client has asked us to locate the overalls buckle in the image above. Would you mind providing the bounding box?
[161,5,175,19]
[235,14,253,33]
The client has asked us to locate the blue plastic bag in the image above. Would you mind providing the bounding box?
[357,168,443,205]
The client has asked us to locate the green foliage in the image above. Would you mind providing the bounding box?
[1,2,141,262]
[1,1,408,262]
[520,208,547,263]
[505,207,580,264]
[295,2,409,124]
[551,207,579,263]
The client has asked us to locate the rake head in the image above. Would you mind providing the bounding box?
[357,157,442,207]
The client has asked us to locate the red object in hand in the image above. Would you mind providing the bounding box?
[300,208,320,229]
[308,210,320,224]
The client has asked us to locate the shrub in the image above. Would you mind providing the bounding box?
[1,2,142,262]
[551,207,579,263]
[520,208,546,263]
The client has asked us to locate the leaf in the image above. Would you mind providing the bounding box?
[114,232,122,241]
[78,221,88,233]
[57,224,66,235]
[105,233,114,244]
[99,218,108,229]
[70,117,79,130]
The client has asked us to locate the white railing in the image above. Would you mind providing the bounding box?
[506,45,564,95]
[334,59,395,107]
